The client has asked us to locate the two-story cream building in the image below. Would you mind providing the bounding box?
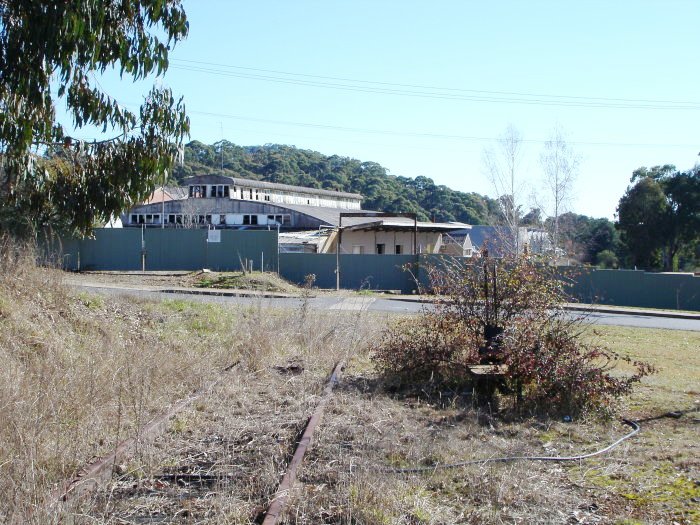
[122,174,470,254]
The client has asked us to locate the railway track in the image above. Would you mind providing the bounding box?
[49,359,344,524]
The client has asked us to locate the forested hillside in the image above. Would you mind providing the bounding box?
[173,140,500,224]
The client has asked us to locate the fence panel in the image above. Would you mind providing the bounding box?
[57,228,278,272]
[79,229,143,271]
[566,268,700,311]
[279,253,418,292]
[216,230,279,272]
[144,229,206,270]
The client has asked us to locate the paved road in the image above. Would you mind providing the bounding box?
[73,284,700,331]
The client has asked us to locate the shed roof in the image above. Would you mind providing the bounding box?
[343,218,470,233]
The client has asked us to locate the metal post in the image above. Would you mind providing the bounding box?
[413,216,418,255]
[336,217,343,291]
[161,169,167,229]
[141,225,146,271]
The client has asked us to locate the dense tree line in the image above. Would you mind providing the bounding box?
[616,165,699,271]
[173,141,499,225]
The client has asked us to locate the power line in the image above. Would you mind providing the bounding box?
[63,98,696,150]
[187,108,697,149]
[170,59,700,111]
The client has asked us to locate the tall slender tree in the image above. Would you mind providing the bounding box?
[538,127,580,256]
[482,125,525,255]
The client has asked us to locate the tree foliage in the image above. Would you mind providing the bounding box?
[617,165,700,271]
[174,140,499,225]
[552,212,620,264]
[0,1,190,235]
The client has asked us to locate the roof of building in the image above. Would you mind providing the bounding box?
[344,218,470,232]
[278,230,330,246]
[182,174,364,200]
[143,186,188,204]
[448,225,529,257]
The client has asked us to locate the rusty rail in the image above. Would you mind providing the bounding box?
[46,361,239,510]
[262,361,344,525]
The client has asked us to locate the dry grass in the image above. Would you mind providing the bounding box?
[72,303,382,523]
[281,326,699,524]
[0,241,239,523]
[2,240,698,524]
[189,270,302,294]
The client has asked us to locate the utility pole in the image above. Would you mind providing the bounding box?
[336,216,343,291]
[161,169,167,229]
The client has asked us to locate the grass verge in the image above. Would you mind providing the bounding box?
[189,270,302,293]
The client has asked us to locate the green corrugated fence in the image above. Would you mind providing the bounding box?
[562,267,700,311]
[40,231,700,311]
[279,253,419,293]
[48,228,279,272]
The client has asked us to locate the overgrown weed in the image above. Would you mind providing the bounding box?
[0,239,238,522]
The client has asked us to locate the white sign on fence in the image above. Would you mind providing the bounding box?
[207,229,221,243]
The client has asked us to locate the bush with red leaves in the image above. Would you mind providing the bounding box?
[372,255,654,415]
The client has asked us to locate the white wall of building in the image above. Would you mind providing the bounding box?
[189,183,361,210]
[338,230,443,254]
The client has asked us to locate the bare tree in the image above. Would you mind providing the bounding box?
[538,127,580,256]
[482,125,526,255]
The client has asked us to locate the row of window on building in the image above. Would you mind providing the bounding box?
[129,213,291,227]
[187,184,361,209]
[352,244,404,255]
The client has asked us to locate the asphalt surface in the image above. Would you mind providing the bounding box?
[71,284,700,331]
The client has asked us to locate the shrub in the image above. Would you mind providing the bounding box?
[372,255,653,415]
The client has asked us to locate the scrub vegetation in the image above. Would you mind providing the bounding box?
[373,255,655,415]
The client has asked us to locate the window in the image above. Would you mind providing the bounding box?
[220,214,226,224]
[243,215,250,225]
[131,214,137,224]
[352,245,364,254]
[376,243,385,255]
[283,215,291,226]
[209,185,216,197]
[205,214,212,224]
[223,185,230,197]
[249,189,253,200]
[395,244,402,255]
[250,215,258,225]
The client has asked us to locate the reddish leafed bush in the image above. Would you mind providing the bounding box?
[372,255,654,415]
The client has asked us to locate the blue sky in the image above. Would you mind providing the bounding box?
[73,1,700,219]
